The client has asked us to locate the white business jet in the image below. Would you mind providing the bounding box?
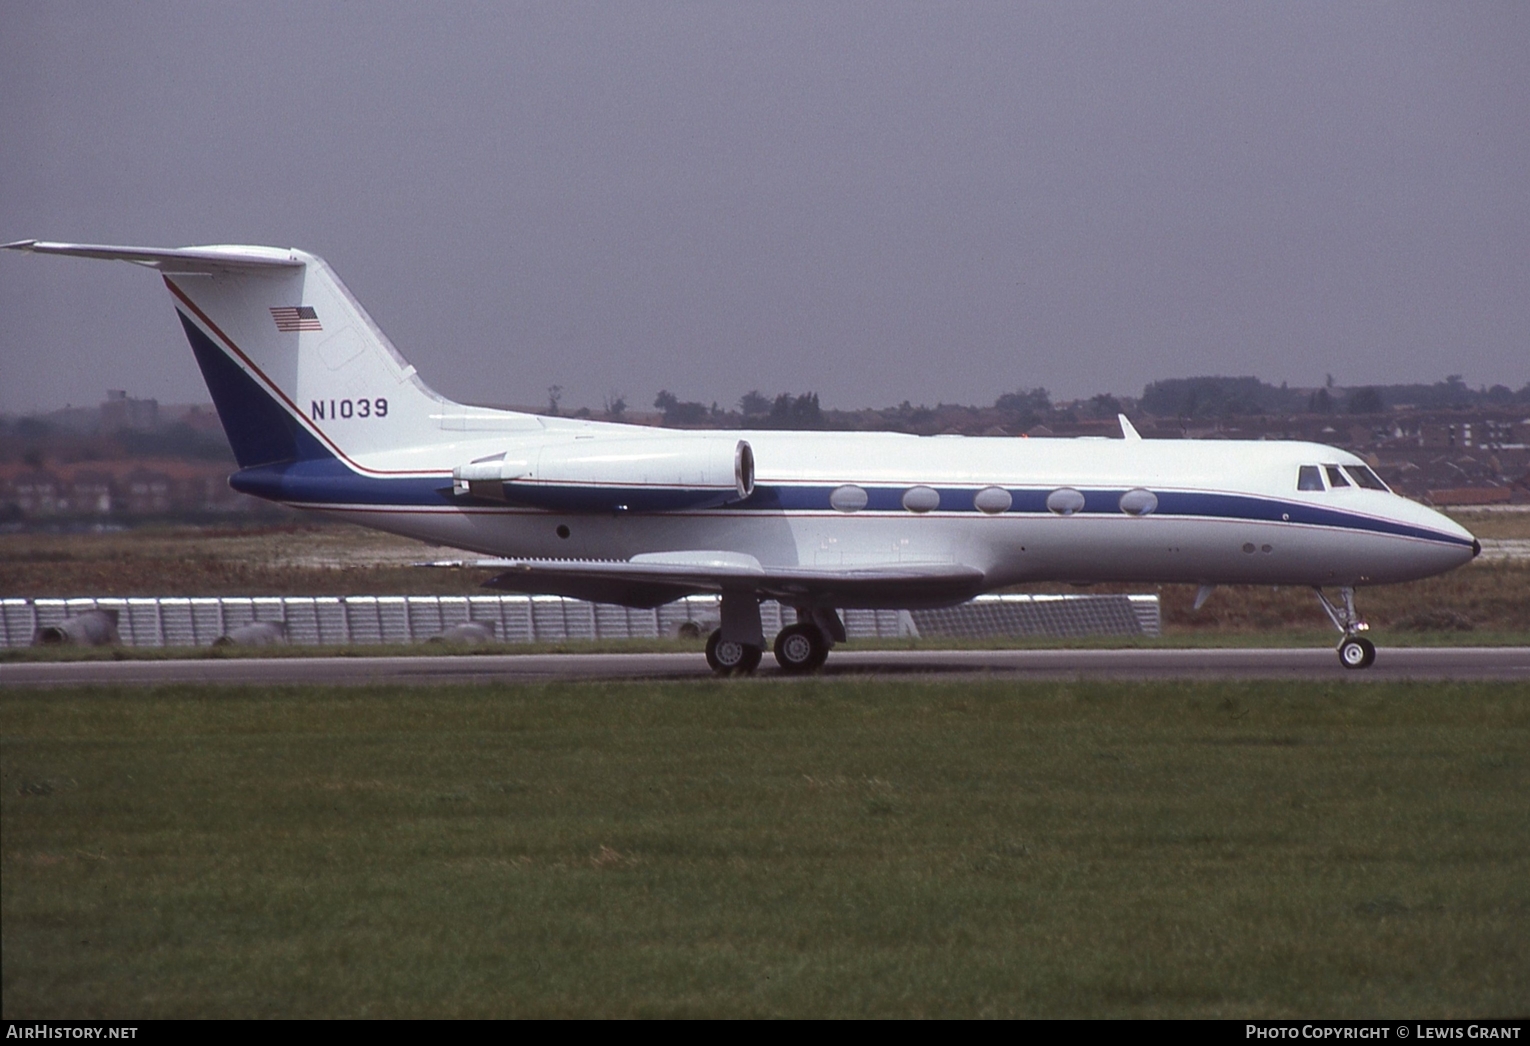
[4,240,1480,673]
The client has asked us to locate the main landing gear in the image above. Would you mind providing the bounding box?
[773,608,844,674]
[705,629,762,675]
[1314,586,1376,670]
[773,622,831,673]
[705,606,845,676]
[703,622,834,676]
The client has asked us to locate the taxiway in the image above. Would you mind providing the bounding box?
[3,646,1527,687]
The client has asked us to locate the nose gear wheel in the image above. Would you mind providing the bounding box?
[1338,635,1376,670]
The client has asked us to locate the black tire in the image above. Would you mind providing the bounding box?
[773,623,828,673]
[706,629,761,675]
[1338,635,1376,670]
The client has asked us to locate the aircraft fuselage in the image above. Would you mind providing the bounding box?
[295,426,1476,601]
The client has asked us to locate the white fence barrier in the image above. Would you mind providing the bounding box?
[0,593,1158,648]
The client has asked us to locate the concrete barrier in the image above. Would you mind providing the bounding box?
[32,607,120,647]
[213,621,288,647]
[1,593,1158,649]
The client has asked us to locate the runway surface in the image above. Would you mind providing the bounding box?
[3,646,1528,687]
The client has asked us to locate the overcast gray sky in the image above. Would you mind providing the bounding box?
[2,1,1526,414]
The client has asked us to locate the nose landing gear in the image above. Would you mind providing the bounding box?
[1314,586,1376,669]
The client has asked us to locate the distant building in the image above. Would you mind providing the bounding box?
[1427,487,1513,507]
[100,390,159,432]
[0,459,257,519]
[8,468,64,515]
[70,469,115,514]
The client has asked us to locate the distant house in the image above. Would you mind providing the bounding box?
[69,469,115,514]
[121,466,173,514]
[7,468,65,515]
[1427,486,1513,507]
[0,458,259,519]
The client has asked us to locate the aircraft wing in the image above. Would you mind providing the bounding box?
[482,551,987,609]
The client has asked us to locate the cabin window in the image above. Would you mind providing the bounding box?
[1297,466,1323,491]
[1324,465,1351,488]
[1343,465,1389,491]
[1118,488,1158,516]
[829,484,868,513]
[902,486,941,513]
[973,486,1013,514]
[1046,488,1086,515]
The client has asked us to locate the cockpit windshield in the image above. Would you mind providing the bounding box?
[1297,463,1391,493]
[1343,464,1389,491]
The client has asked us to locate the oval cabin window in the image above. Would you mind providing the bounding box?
[829,484,868,513]
[902,486,941,513]
[973,486,1013,514]
[1118,488,1158,516]
[1046,488,1086,516]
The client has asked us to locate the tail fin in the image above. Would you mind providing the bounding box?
[4,240,512,470]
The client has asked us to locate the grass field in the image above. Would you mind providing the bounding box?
[3,679,1527,1018]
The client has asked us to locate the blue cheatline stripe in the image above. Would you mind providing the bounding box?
[237,473,1471,550]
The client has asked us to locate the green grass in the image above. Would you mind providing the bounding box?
[4,679,1527,1017]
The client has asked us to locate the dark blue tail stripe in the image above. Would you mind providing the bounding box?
[178,311,330,468]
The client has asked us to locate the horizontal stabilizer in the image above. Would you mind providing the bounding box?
[2,240,303,273]
[484,555,986,610]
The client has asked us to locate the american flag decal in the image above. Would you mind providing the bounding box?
[270,305,322,332]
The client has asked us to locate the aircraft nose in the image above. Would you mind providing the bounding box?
[1390,497,1478,574]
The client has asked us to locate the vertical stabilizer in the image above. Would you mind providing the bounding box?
[3,240,525,470]
[162,249,461,467]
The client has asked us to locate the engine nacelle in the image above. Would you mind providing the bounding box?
[453,436,755,512]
